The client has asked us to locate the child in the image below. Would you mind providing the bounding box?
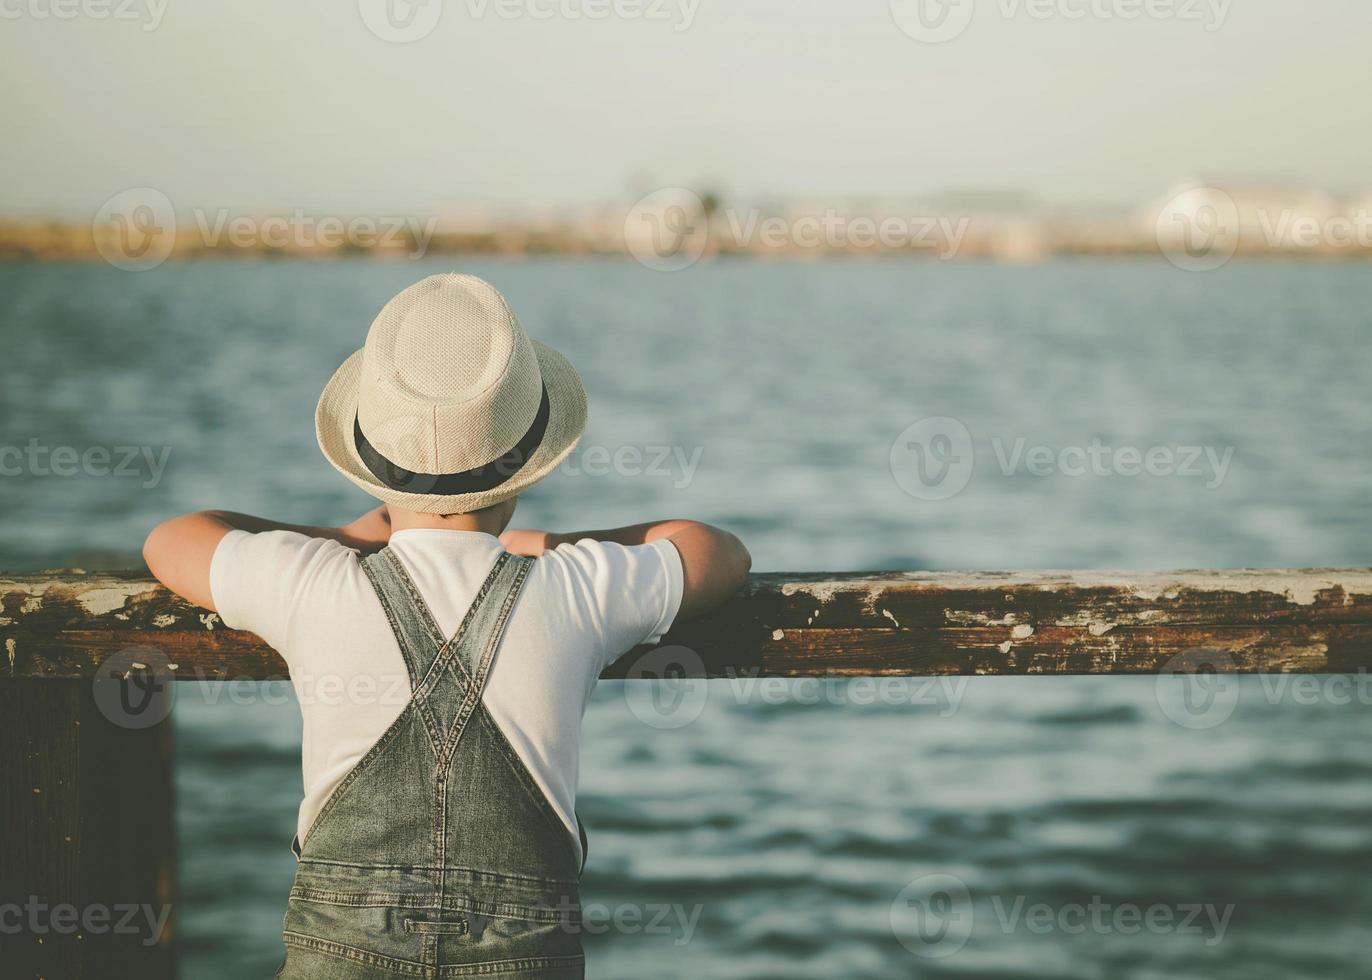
[143,274,751,979]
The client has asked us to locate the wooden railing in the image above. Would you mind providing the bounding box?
[4,567,1371,978]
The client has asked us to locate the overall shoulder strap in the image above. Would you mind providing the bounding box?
[360,547,451,686]
[446,552,533,696]
[361,546,528,696]
[363,548,532,769]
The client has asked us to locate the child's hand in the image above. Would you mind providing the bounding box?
[499,529,557,557]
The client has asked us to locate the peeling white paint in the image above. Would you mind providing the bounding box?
[882,609,901,628]
[200,612,220,631]
[74,585,156,617]
[779,582,845,605]
[945,610,1018,627]
[0,617,11,627]
[765,571,1372,621]
[152,614,177,629]
[20,596,42,614]
[6,637,16,670]
[771,629,784,641]
[1011,624,1034,639]
[997,640,1013,654]
[1088,622,1116,637]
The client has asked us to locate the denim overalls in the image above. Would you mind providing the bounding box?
[278,548,586,979]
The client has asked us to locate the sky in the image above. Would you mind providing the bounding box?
[2,0,1370,218]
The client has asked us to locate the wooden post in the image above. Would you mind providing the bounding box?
[1,679,177,979]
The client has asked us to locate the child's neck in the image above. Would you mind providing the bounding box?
[387,505,511,538]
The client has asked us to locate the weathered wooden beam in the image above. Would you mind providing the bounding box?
[2,569,1370,679]
[2,568,1370,980]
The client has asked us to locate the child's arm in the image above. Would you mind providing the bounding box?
[500,520,751,621]
[143,506,391,611]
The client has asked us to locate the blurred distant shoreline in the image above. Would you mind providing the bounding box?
[5,181,1372,265]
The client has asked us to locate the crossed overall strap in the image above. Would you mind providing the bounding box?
[361,546,532,761]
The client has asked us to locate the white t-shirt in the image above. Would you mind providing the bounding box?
[210,527,684,863]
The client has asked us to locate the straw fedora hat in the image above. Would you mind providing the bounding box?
[316,273,587,514]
